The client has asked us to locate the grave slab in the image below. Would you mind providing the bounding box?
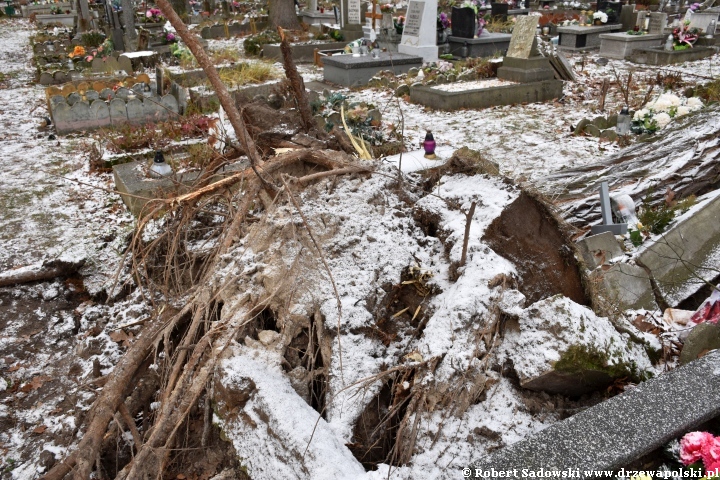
[629,46,716,65]
[113,160,249,216]
[557,24,623,51]
[447,33,512,58]
[263,41,348,63]
[470,350,720,475]
[322,52,423,87]
[410,79,564,111]
[637,193,720,306]
[599,32,664,59]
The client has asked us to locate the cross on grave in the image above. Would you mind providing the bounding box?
[590,181,628,235]
[365,0,383,29]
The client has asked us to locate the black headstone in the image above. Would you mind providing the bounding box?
[451,6,476,39]
[491,2,509,21]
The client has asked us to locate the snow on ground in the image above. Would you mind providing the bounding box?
[0,16,717,480]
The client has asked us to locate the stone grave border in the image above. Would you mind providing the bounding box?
[409,79,564,111]
[46,73,181,135]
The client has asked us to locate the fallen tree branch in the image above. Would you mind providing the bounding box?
[0,259,84,288]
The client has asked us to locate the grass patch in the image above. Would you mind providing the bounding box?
[217,62,278,88]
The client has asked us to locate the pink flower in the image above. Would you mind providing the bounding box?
[703,437,720,474]
[680,432,715,465]
[85,55,94,62]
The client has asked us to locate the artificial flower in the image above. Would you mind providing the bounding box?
[680,431,715,465]
[654,112,672,128]
[687,97,703,109]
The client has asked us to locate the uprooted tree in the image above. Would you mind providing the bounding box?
[40,3,369,479]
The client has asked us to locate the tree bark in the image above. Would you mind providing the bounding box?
[269,0,301,29]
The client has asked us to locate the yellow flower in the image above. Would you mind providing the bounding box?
[636,222,644,230]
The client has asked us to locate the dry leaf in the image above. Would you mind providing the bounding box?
[109,330,134,347]
[32,425,47,434]
[19,375,51,393]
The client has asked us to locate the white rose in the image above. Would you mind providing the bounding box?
[633,108,648,121]
[657,93,681,107]
[676,106,691,117]
[654,112,672,128]
[687,97,703,110]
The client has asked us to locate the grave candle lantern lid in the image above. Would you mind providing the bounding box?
[150,150,173,177]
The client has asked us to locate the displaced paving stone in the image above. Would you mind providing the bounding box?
[679,322,720,365]
[395,84,410,97]
[600,129,618,142]
[584,124,601,137]
[573,118,590,135]
[504,295,652,396]
[576,231,623,269]
[471,350,720,474]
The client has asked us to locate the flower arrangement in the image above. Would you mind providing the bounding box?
[146,7,164,22]
[679,432,720,475]
[477,16,486,35]
[593,11,608,23]
[632,93,703,133]
[394,15,405,34]
[67,45,86,59]
[672,20,700,50]
[380,3,393,13]
[437,11,450,29]
[460,0,479,14]
[689,2,701,11]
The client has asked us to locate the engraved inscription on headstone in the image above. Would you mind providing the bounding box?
[648,12,667,35]
[348,0,361,24]
[403,1,425,37]
[506,16,539,59]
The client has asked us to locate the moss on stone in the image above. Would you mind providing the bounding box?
[554,344,651,383]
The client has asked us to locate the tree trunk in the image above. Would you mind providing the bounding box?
[269,0,301,29]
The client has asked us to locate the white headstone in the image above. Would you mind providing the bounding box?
[307,0,317,12]
[398,0,439,63]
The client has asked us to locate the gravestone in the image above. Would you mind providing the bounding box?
[160,94,180,116]
[491,2,509,21]
[451,6,476,39]
[398,0,439,63]
[498,16,556,83]
[54,71,69,84]
[636,10,647,29]
[689,12,719,33]
[620,4,636,31]
[85,90,100,102]
[506,15,538,59]
[75,0,92,34]
[648,12,667,35]
[109,98,128,126]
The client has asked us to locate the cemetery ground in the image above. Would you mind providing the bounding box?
[1,12,720,480]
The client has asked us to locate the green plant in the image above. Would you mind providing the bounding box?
[629,228,644,247]
[243,30,281,56]
[329,29,344,41]
[80,31,105,48]
[638,195,676,235]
